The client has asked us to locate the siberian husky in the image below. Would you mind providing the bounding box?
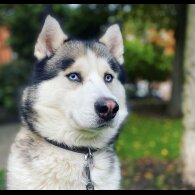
[7,15,128,190]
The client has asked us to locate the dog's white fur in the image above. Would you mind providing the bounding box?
[7,15,128,190]
[7,128,121,190]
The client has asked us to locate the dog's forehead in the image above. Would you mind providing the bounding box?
[58,40,113,61]
[58,41,121,73]
[43,39,122,79]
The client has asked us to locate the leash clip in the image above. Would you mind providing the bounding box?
[84,148,94,190]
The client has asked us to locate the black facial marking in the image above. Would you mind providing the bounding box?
[108,59,126,84]
[20,91,37,132]
[32,56,57,84]
[32,57,75,85]
[118,65,126,84]
[108,59,121,73]
[59,58,75,70]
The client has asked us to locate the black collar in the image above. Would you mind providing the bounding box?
[45,138,99,154]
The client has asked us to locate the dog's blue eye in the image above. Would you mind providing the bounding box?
[104,74,113,83]
[67,73,81,82]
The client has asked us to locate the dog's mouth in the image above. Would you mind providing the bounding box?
[95,119,114,129]
[71,113,116,132]
[96,123,109,129]
[81,121,113,132]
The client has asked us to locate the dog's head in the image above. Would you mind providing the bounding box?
[22,15,128,148]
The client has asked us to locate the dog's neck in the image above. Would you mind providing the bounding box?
[45,138,99,154]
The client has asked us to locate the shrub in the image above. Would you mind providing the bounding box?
[0,60,32,113]
[124,40,173,82]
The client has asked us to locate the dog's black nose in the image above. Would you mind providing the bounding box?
[95,98,119,121]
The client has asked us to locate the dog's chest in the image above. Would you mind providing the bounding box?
[30,149,121,190]
[7,129,121,190]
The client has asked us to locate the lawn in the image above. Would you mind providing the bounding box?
[0,170,5,190]
[0,113,184,190]
[116,114,183,160]
[116,113,186,189]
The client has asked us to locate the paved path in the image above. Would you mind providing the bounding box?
[0,123,20,169]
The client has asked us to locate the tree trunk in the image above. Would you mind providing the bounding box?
[182,4,195,186]
[168,4,187,118]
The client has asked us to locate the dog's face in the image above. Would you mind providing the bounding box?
[22,16,128,148]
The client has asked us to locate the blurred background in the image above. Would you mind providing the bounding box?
[0,4,195,190]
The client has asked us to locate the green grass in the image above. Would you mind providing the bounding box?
[0,170,5,190]
[116,114,183,160]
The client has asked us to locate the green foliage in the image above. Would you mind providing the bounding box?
[62,4,114,39]
[116,114,183,160]
[0,5,72,61]
[1,4,177,63]
[123,4,177,37]
[0,4,177,114]
[0,4,114,62]
[0,170,5,190]
[0,60,32,111]
[124,40,173,81]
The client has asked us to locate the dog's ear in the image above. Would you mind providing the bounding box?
[34,15,68,60]
[99,24,124,64]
